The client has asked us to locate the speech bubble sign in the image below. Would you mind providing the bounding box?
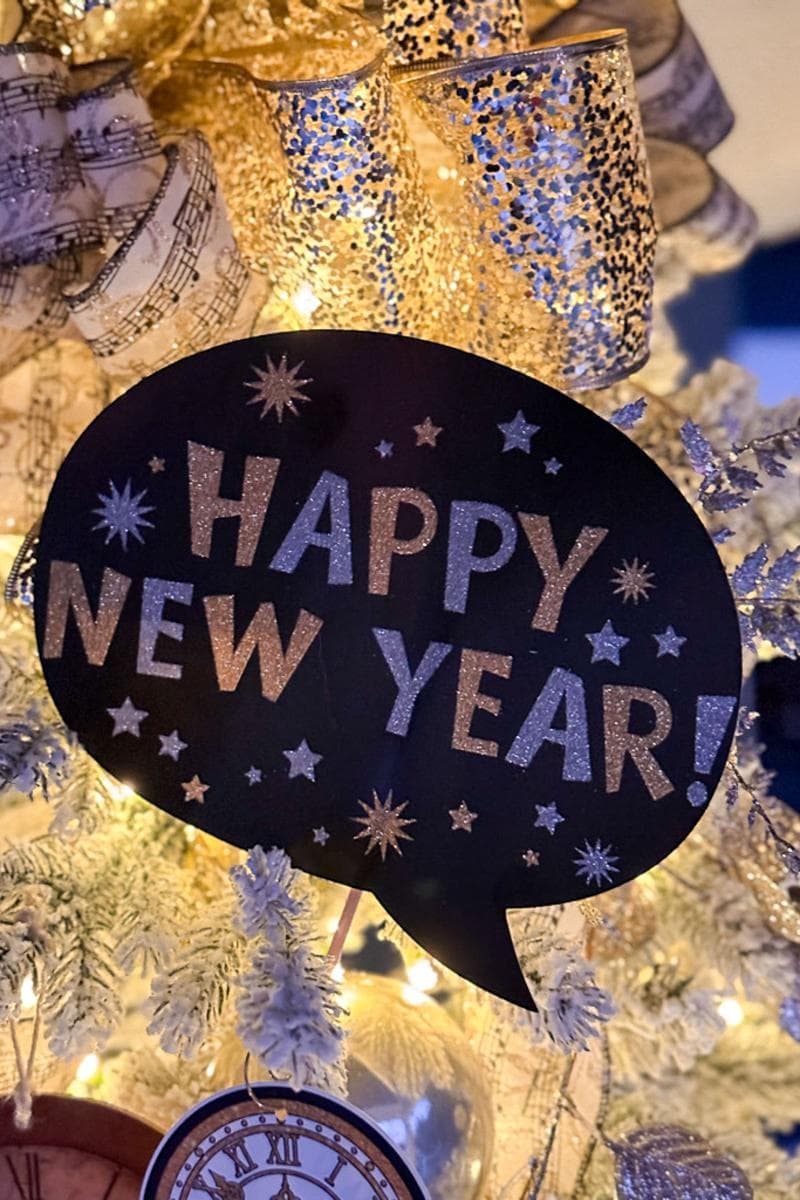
[34,331,741,1008]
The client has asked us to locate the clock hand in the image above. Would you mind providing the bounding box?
[193,1170,245,1200]
[269,1176,301,1200]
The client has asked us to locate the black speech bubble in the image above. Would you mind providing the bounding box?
[34,331,741,1008]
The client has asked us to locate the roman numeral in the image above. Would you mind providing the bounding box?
[4,1153,42,1200]
[221,1137,257,1178]
[324,1155,346,1186]
[265,1130,301,1168]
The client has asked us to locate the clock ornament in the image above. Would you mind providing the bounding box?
[140,1083,431,1200]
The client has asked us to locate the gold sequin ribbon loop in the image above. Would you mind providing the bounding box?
[398,29,657,390]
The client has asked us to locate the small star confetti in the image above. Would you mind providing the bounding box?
[182,774,209,804]
[313,826,330,846]
[107,697,148,737]
[148,455,165,474]
[535,802,565,835]
[611,557,655,604]
[653,626,687,658]
[543,458,562,475]
[414,416,442,447]
[283,739,322,781]
[353,790,416,861]
[158,730,187,760]
[522,849,540,867]
[497,410,540,453]
[245,765,262,786]
[449,801,478,832]
[245,354,312,421]
[586,619,630,665]
[92,479,154,551]
[574,839,620,887]
[375,439,394,459]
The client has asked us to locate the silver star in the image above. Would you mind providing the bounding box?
[283,739,323,781]
[653,625,687,658]
[535,802,565,835]
[497,410,540,453]
[544,457,562,475]
[313,826,330,846]
[158,729,187,761]
[586,619,629,665]
[107,696,148,737]
[375,439,394,459]
[245,765,262,786]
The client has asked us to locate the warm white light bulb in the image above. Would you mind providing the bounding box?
[19,974,36,1011]
[75,1053,100,1083]
[292,283,321,321]
[718,997,744,1027]
[407,958,438,993]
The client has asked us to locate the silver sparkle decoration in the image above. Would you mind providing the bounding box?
[654,626,687,658]
[92,478,154,551]
[694,695,738,774]
[375,439,394,459]
[611,1124,753,1200]
[245,765,262,786]
[687,782,709,808]
[283,739,323,781]
[534,802,565,836]
[543,458,562,475]
[313,826,330,846]
[497,410,539,453]
[106,696,148,737]
[158,730,187,761]
[585,620,629,666]
[574,839,619,888]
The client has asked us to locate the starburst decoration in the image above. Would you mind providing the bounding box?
[574,838,620,888]
[92,479,154,551]
[611,557,655,604]
[353,790,415,861]
[244,354,312,421]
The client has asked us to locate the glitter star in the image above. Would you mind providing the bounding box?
[535,802,565,835]
[313,826,330,846]
[353,790,416,861]
[449,801,478,832]
[414,416,442,447]
[92,479,154,551]
[107,696,148,737]
[586,619,629,665]
[653,625,687,658]
[245,765,262,786]
[375,439,394,459]
[244,354,312,422]
[544,458,562,475]
[522,849,540,867]
[283,739,322,781]
[148,455,165,474]
[182,774,209,804]
[611,557,655,604]
[497,410,540,453]
[574,838,620,888]
[158,730,187,761]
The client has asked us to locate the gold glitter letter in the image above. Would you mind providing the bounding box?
[518,514,608,633]
[603,685,674,800]
[369,488,438,596]
[43,560,130,666]
[204,596,322,702]
[188,441,279,567]
[452,649,513,758]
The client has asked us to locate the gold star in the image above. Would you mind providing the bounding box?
[148,455,165,473]
[449,801,478,832]
[182,774,209,803]
[611,557,655,604]
[244,354,312,422]
[353,789,415,861]
[414,416,443,447]
[522,849,540,868]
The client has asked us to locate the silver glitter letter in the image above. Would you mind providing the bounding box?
[445,501,518,614]
[506,666,591,780]
[270,470,353,585]
[137,577,194,680]
[373,627,453,737]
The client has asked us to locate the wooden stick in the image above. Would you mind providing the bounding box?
[327,888,363,966]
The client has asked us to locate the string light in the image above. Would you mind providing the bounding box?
[718,998,745,1027]
[19,974,36,1011]
[75,1052,100,1083]
[407,958,439,993]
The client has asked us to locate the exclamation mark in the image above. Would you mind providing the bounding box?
[687,694,738,807]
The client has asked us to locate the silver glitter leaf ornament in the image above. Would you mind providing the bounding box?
[611,1125,753,1200]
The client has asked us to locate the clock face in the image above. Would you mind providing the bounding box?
[141,1085,430,1200]
[0,1095,161,1200]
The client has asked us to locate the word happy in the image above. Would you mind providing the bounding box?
[45,440,684,800]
